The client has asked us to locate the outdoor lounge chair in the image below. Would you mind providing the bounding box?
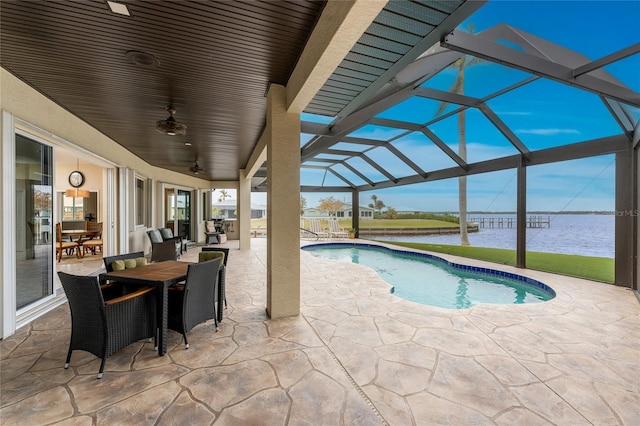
[159,227,187,254]
[309,218,329,239]
[328,218,348,239]
[58,272,156,378]
[147,229,179,262]
[204,220,226,244]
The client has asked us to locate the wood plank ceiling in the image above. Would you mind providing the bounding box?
[1,0,479,183]
[1,0,325,180]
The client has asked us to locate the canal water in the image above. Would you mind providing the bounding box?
[368,214,615,258]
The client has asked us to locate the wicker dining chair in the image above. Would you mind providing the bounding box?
[58,272,157,379]
[103,251,146,272]
[167,258,222,349]
[101,251,147,296]
[201,247,230,321]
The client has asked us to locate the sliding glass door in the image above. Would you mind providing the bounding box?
[177,190,191,240]
[15,135,53,310]
[164,188,192,241]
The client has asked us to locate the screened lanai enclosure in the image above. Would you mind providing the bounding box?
[2,0,638,292]
[250,1,639,288]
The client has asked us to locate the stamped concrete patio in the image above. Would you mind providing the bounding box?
[1,239,639,425]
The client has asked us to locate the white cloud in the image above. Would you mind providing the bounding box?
[494,111,531,116]
[515,128,580,136]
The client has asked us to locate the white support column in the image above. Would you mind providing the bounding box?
[266,84,300,318]
[2,111,17,338]
[238,168,252,250]
[118,167,131,254]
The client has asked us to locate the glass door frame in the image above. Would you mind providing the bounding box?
[15,134,55,313]
[160,183,196,242]
[2,112,119,338]
[2,115,58,335]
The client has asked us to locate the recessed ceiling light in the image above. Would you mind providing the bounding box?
[184,142,192,146]
[125,50,159,68]
[107,1,130,16]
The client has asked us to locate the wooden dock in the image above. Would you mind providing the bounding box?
[468,216,550,229]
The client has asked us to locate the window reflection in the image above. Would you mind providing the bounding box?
[16,134,53,310]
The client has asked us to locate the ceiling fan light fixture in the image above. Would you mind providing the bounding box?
[189,159,204,174]
[156,107,187,136]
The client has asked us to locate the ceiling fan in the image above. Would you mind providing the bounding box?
[189,159,203,174]
[156,106,187,136]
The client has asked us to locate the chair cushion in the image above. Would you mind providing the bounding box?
[148,230,163,243]
[205,221,216,232]
[159,228,174,239]
[111,260,126,271]
[199,251,225,264]
[112,257,147,271]
[124,258,137,269]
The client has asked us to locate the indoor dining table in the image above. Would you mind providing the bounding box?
[101,260,192,356]
[61,229,99,241]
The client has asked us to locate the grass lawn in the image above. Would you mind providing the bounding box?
[383,241,615,284]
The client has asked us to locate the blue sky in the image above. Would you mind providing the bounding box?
[296,1,639,213]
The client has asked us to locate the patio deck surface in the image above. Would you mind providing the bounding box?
[1,238,638,425]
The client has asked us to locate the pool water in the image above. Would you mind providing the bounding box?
[303,244,555,309]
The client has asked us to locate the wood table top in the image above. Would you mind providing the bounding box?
[103,260,192,284]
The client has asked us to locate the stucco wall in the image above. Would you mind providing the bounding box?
[0,67,212,335]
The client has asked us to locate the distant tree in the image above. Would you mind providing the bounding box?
[300,196,307,216]
[317,196,343,217]
[368,194,386,217]
[218,189,231,203]
[435,24,480,246]
[383,207,397,219]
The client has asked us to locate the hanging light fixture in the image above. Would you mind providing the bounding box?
[65,188,90,198]
[66,158,90,198]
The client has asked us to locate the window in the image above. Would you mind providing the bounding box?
[59,191,97,221]
[135,176,147,227]
[63,195,85,220]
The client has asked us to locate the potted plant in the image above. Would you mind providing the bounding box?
[348,228,357,239]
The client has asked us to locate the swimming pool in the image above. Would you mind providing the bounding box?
[302,243,555,309]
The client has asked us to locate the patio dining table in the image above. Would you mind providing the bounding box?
[101,260,192,356]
